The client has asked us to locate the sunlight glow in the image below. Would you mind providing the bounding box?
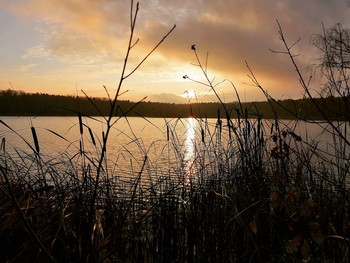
[183,117,196,177]
[181,90,197,101]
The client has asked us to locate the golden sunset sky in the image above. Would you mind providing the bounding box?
[1,0,350,103]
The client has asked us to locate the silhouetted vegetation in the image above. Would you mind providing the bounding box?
[1,89,349,120]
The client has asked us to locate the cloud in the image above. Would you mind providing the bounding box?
[9,0,132,64]
[22,45,50,59]
[14,63,38,73]
[136,0,350,98]
[7,0,350,101]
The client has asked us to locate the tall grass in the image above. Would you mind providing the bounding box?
[2,114,349,262]
[1,6,350,263]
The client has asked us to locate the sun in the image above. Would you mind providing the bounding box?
[182,90,196,100]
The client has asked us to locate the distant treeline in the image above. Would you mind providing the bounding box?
[0,89,348,120]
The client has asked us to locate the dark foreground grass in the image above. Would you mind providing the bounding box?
[0,115,349,263]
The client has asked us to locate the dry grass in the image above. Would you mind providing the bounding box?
[1,114,349,262]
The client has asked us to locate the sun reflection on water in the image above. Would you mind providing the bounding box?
[183,117,196,177]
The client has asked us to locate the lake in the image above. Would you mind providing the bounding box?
[0,116,348,184]
[0,116,204,183]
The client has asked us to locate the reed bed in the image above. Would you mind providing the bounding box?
[1,113,349,262]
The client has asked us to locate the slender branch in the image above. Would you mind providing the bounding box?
[192,48,228,110]
[90,0,176,222]
[124,24,176,79]
[130,38,140,49]
[90,0,138,225]
[275,20,350,147]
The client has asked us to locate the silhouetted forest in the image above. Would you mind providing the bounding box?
[0,89,348,120]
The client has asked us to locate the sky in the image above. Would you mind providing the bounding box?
[1,0,350,103]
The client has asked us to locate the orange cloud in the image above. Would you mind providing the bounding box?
[5,0,350,101]
[14,63,38,73]
[9,0,131,63]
